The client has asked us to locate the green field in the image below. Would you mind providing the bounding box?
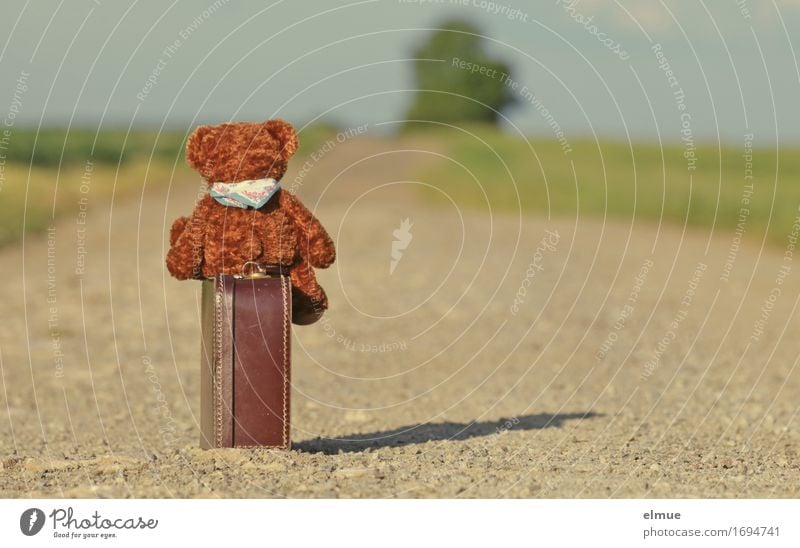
[2,125,799,249]
[413,125,800,247]
[0,128,190,247]
[0,126,336,247]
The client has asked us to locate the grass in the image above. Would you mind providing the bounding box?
[0,126,337,247]
[0,125,336,167]
[4,124,798,249]
[0,161,190,247]
[411,125,800,247]
[0,129,187,167]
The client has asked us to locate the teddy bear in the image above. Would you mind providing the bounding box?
[165,119,335,325]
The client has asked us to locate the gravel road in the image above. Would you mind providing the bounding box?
[2,137,799,497]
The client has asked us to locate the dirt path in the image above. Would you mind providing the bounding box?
[1,136,799,497]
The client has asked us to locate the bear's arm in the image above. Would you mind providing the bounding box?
[278,189,335,269]
[169,216,189,246]
[166,205,207,280]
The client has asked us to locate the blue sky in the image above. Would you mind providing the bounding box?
[1,0,799,145]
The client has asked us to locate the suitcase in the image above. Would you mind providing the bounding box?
[199,267,291,449]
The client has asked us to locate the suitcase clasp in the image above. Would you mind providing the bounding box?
[238,261,283,279]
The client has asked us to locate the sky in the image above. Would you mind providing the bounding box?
[1,0,800,146]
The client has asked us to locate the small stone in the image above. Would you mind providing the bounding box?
[334,468,370,478]
[261,462,287,473]
[344,410,369,423]
[23,459,44,473]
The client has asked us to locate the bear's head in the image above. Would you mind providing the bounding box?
[186,119,299,183]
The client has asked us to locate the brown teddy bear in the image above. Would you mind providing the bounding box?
[166,119,335,325]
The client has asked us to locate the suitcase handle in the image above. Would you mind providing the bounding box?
[237,261,285,279]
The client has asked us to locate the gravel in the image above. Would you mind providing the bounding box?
[2,138,799,498]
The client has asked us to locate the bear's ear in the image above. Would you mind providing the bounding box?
[264,119,298,161]
[186,125,215,174]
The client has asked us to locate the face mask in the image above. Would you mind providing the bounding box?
[209,177,280,209]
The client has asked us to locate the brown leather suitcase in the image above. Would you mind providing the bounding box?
[199,270,291,449]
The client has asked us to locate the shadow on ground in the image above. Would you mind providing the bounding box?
[294,412,601,454]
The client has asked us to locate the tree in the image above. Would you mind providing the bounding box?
[405,20,518,126]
